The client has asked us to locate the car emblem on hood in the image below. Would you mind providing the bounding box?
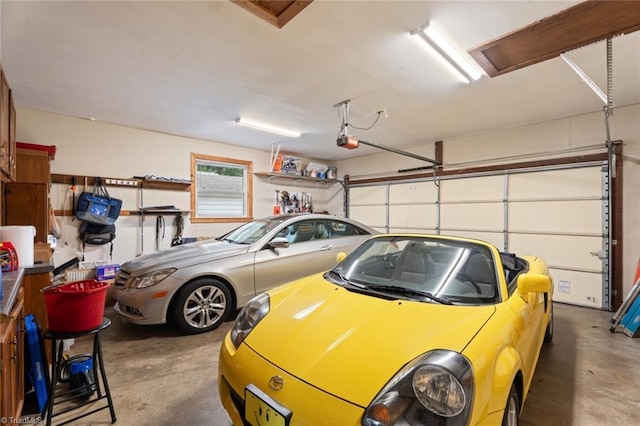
[269,375,284,391]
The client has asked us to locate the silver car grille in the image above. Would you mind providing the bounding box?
[114,269,131,288]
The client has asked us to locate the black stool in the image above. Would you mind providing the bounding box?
[42,318,117,426]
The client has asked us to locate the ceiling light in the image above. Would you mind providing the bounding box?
[235,118,301,138]
[411,23,482,84]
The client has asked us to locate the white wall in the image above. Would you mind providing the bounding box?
[15,108,340,267]
[332,104,640,297]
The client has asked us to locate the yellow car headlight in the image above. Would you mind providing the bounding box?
[230,293,270,348]
[412,365,465,417]
[362,350,473,426]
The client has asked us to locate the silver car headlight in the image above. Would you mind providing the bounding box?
[362,350,474,426]
[230,293,270,348]
[131,268,177,289]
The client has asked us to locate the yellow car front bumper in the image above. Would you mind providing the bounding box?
[219,334,365,426]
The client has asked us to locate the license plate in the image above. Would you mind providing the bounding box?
[245,384,292,426]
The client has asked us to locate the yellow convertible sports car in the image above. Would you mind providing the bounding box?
[219,234,553,426]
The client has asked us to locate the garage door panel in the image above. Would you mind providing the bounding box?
[441,230,504,248]
[388,227,437,233]
[509,200,602,234]
[389,181,437,203]
[440,176,503,201]
[389,205,436,230]
[440,203,503,230]
[509,234,602,271]
[550,269,602,308]
[350,206,386,229]
[349,186,386,205]
[509,168,602,199]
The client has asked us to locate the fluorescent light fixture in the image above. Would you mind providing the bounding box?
[235,118,301,138]
[411,23,482,84]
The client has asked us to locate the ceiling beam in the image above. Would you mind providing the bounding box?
[230,1,314,29]
[468,0,640,77]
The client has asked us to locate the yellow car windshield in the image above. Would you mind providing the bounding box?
[334,236,500,305]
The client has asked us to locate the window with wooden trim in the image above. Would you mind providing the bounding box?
[190,153,253,223]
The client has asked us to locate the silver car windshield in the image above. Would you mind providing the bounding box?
[221,218,283,244]
[333,236,500,305]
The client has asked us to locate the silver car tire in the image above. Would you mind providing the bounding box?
[502,384,520,426]
[170,279,232,334]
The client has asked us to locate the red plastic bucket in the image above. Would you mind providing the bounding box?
[43,280,109,333]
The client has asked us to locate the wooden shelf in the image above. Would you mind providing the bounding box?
[53,209,189,217]
[51,174,191,191]
[255,172,341,185]
[133,209,188,216]
[140,180,191,191]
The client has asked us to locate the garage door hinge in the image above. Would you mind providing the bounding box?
[590,250,608,260]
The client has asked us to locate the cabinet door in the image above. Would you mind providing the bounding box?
[0,293,24,420]
[4,183,49,243]
[11,296,25,420]
[0,320,12,418]
[0,69,9,177]
[9,89,16,180]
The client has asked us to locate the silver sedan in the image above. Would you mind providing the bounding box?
[113,214,376,334]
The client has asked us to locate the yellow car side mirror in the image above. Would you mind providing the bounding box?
[336,252,347,264]
[517,273,551,295]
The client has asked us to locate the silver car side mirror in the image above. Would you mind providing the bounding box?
[268,237,290,249]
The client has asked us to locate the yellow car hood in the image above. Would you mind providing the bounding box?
[244,275,496,407]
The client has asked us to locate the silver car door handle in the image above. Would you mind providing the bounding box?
[320,245,333,251]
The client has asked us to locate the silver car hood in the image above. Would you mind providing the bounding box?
[120,239,250,275]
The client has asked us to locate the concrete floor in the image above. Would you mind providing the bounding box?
[23,302,640,425]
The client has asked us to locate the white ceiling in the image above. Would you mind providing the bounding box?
[2,1,639,162]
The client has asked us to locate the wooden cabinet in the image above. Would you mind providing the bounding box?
[4,183,49,243]
[0,288,25,420]
[9,91,16,180]
[4,148,53,244]
[15,148,50,184]
[23,270,53,362]
[0,67,16,181]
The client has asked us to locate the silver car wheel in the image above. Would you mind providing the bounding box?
[171,279,233,334]
[183,284,227,329]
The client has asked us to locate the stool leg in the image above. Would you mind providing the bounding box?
[41,338,53,420]
[92,335,103,399]
[44,339,63,426]
[95,332,117,423]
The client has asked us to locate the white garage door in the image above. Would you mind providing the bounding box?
[347,162,609,309]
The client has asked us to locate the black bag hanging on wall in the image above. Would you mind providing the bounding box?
[78,222,116,261]
[75,177,122,225]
